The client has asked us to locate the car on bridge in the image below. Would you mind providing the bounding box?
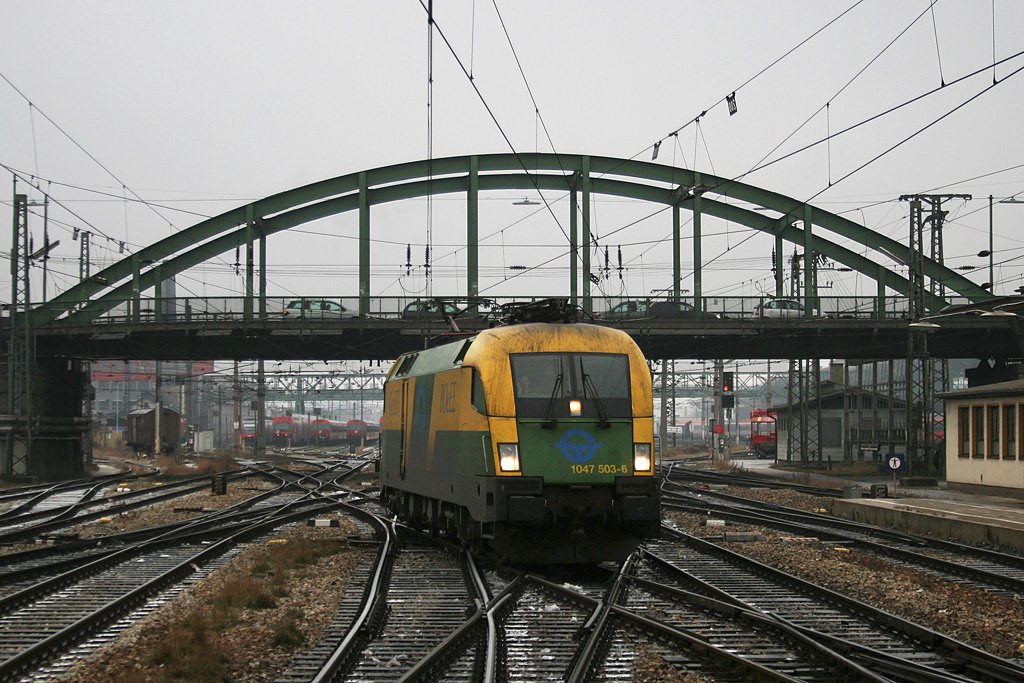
[601,299,710,320]
[402,298,467,320]
[281,299,352,319]
[753,297,818,318]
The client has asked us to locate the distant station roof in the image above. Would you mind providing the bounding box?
[940,378,1024,400]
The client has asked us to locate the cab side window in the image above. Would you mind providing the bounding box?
[471,369,488,414]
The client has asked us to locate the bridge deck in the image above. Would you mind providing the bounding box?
[31,315,1022,361]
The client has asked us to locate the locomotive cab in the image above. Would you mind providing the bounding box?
[500,351,660,544]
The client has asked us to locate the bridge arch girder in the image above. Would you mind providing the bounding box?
[33,153,988,326]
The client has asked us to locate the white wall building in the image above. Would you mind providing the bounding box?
[943,379,1024,498]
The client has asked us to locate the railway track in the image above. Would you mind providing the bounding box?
[0,458,381,680]
[265,485,1024,682]
[635,526,1024,682]
[662,475,1024,596]
[0,470,259,544]
[663,462,845,497]
[4,455,1022,681]
[334,545,876,682]
[0,488,327,601]
[0,459,157,517]
[0,459,153,506]
[0,494,350,681]
[0,460,373,595]
[0,457,372,547]
[272,500,873,682]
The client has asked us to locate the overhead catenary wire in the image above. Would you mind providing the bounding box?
[739,49,1024,182]
[641,0,867,162]
[743,2,936,189]
[0,69,183,241]
[597,1,959,291]
[28,103,41,183]
[0,77,306,306]
[581,2,1024,302]
[804,60,1024,207]
[414,0,571,247]
[616,5,1024,297]
[992,0,998,84]
[621,48,1024,276]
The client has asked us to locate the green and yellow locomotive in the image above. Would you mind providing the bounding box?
[380,322,660,564]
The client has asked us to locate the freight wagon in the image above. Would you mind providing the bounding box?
[126,406,185,456]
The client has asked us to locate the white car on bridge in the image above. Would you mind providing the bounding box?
[753,297,818,318]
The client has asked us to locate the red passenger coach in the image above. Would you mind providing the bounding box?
[344,419,381,445]
[272,414,311,447]
[750,408,777,459]
[311,418,345,445]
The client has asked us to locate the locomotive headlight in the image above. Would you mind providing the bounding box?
[498,443,521,472]
[569,399,582,416]
[633,443,652,472]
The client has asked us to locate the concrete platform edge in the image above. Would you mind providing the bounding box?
[832,498,1024,552]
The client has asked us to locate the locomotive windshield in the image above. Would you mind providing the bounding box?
[511,352,630,418]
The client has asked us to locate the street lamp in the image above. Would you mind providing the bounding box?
[985,195,1024,294]
[976,250,993,290]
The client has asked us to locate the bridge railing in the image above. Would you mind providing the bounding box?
[45,294,920,326]
[704,295,912,319]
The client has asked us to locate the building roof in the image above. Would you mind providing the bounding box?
[939,378,1024,401]
[769,380,908,413]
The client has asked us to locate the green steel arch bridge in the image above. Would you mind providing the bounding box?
[28,153,992,329]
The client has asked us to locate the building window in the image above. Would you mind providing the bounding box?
[1004,405,1016,460]
[958,406,970,458]
[989,406,1000,459]
[973,406,985,458]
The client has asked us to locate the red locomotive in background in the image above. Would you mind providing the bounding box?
[271,414,311,447]
[750,408,777,459]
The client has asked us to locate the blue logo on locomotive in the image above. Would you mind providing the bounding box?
[556,429,602,464]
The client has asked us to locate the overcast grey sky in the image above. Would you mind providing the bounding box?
[3,0,1024,307]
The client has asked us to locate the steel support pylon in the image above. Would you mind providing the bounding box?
[787,359,821,464]
[5,192,33,476]
[900,194,967,476]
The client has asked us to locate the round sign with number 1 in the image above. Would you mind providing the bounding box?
[886,453,904,497]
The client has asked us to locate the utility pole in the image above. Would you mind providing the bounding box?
[232,361,241,451]
[713,359,723,461]
[255,359,266,457]
[154,360,162,457]
[659,361,669,452]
